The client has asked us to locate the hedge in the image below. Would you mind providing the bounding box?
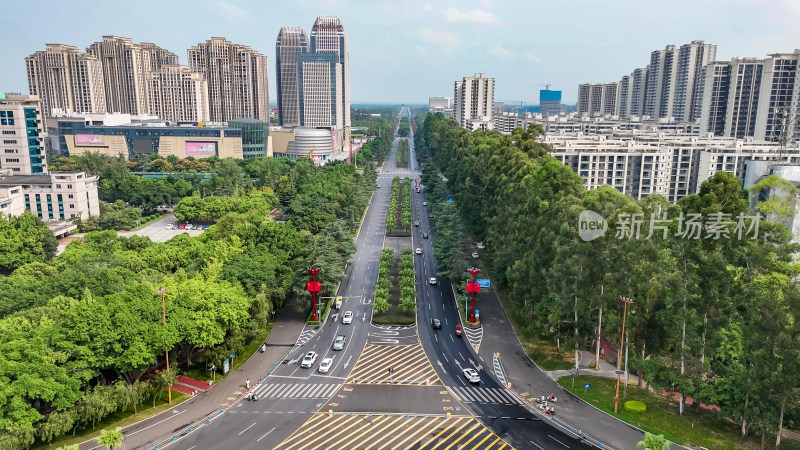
[624,400,647,413]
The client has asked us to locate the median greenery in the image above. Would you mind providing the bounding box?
[372,248,416,325]
[385,177,412,237]
[416,111,800,448]
[396,138,409,167]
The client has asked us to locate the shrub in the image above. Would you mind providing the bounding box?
[624,400,647,413]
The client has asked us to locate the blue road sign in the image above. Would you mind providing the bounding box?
[447,195,453,202]
[584,383,591,389]
[477,279,490,288]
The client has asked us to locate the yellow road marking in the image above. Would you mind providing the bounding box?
[420,417,467,448]
[322,415,392,449]
[470,432,494,449]
[394,416,449,450]
[428,418,474,449]
[375,416,433,450]
[350,415,406,448]
[277,413,349,449]
[442,422,482,450]
[451,422,486,449]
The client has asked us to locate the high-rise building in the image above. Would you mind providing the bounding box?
[723,58,765,139]
[297,52,342,129]
[87,36,175,115]
[428,97,450,112]
[673,41,716,121]
[0,93,46,175]
[629,67,648,117]
[644,45,679,118]
[25,44,107,116]
[309,16,350,141]
[453,73,495,130]
[187,37,269,122]
[577,83,618,116]
[276,27,308,127]
[756,50,800,142]
[140,42,179,73]
[539,90,565,117]
[695,61,731,136]
[146,65,209,122]
[618,76,632,118]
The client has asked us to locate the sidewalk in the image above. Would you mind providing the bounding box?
[78,307,307,450]
[464,244,652,450]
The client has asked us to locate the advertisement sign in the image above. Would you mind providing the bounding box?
[222,359,230,374]
[185,142,216,156]
[75,134,105,145]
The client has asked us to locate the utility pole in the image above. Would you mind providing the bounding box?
[614,296,634,413]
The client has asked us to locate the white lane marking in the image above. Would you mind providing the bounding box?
[450,334,454,342]
[123,409,186,437]
[238,422,256,435]
[434,334,438,342]
[442,353,449,363]
[530,442,546,450]
[257,427,276,442]
[548,435,571,448]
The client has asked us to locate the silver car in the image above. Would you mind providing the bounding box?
[333,335,346,351]
[463,368,480,384]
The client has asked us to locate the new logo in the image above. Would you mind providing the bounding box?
[579,210,608,242]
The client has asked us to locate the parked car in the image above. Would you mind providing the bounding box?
[333,335,346,351]
[429,277,438,285]
[301,351,318,368]
[455,324,463,336]
[318,357,333,373]
[431,318,442,329]
[415,248,422,255]
[202,225,210,230]
[342,311,353,324]
[472,251,479,259]
[178,223,187,230]
[463,368,480,384]
[166,224,175,230]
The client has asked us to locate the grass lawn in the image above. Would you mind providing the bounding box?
[557,375,800,450]
[40,392,188,449]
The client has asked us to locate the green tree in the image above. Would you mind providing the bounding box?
[96,427,124,449]
[373,297,390,313]
[637,433,669,450]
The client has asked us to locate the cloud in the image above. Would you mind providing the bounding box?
[492,46,513,58]
[423,3,433,12]
[525,53,541,63]
[324,0,341,7]
[211,1,248,24]
[444,7,501,25]
[419,27,460,47]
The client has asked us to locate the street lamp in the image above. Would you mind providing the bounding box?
[156,288,171,405]
[306,267,322,322]
[614,296,634,414]
[466,267,481,323]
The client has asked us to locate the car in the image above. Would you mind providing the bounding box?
[166,223,175,230]
[423,233,429,239]
[318,357,333,373]
[178,223,187,230]
[429,277,438,285]
[333,335,346,350]
[416,189,421,193]
[463,368,480,384]
[423,201,428,206]
[428,213,434,219]
[300,351,318,368]
[455,324,463,336]
[472,251,479,259]
[202,225,210,230]
[415,248,422,255]
[342,311,353,324]
[414,220,420,227]
[431,318,442,329]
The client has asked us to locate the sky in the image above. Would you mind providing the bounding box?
[2,0,800,105]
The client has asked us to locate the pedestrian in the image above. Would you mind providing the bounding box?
[246,378,250,389]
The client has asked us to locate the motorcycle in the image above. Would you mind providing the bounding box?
[260,344,266,353]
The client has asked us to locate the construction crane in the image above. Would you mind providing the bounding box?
[504,100,526,115]
[538,83,552,91]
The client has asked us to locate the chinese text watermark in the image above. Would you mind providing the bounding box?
[579,210,760,242]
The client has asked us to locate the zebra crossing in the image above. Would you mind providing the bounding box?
[449,386,523,406]
[295,328,317,347]
[250,382,340,400]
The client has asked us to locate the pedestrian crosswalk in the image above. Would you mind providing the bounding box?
[250,382,340,400]
[449,386,523,405]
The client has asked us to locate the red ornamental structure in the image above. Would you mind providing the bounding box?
[466,267,481,323]
[307,267,322,321]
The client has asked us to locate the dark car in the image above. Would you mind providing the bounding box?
[431,318,442,329]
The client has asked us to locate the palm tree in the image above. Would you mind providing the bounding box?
[96,427,124,449]
[637,433,670,450]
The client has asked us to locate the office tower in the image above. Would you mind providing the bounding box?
[87,36,165,115]
[673,41,716,121]
[644,45,679,118]
[539,90,565,117]
[298,52,342,129]
[146,65,209,122]
[309,16,350,136]
[629,67,648,117]
[618,76,632,118]
[25,44,107,116]
[187,37,269,122]
[453,73,495,130]
[0,93,46,174]
[696,61,731,136]
[276,27,308,127]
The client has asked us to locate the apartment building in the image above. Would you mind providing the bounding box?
[146,65,209,122]
[0,94,46,175]
[454,73,495,130]
[276,27,309,127]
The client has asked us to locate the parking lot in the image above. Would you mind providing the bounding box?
[117,214,206,242]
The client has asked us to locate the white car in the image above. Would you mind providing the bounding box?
[423,201,428,206]
[318,357,333,373]
[342,311,353,324]
[472,251,479,259]
[166,223,175,230]
[415,248,422,255]
[463,368,480,384]
[429,277,438,285]
[300,351,318,368]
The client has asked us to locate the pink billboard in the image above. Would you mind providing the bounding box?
[185,142,216,156]
[75,134,105,145]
